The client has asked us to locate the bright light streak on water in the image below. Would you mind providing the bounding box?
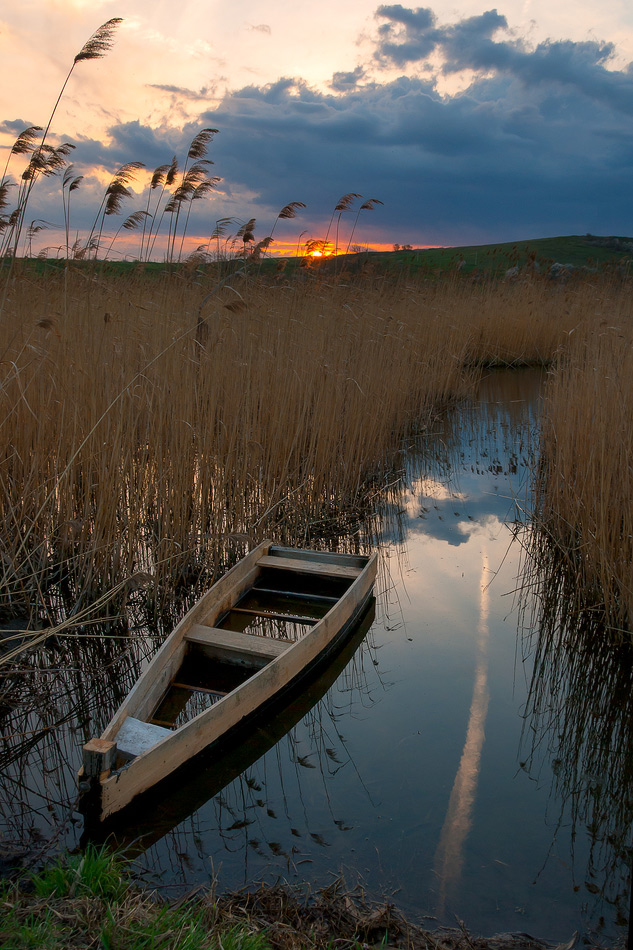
[433,548,490,916]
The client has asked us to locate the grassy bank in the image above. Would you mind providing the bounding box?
[0,264,594,633]
[0,846,574,950]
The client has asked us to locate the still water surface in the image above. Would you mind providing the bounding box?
[1,368,626,943]
[110,368,620,942]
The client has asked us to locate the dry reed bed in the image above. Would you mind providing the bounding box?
[534,293,633,633]
[0,267,600,623]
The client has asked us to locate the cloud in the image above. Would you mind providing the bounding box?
[197,53,633,243]
[330,67,366,92]
[374,6,633,116]
[147,83,218,102]
[375,4,441,64]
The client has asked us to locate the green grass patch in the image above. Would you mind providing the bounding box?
[31,844,127,902]
[0,846,270,950]
[0,843,580,948]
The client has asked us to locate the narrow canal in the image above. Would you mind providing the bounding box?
[1,368,628,944]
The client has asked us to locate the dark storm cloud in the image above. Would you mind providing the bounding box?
[200,55,633,242]
[374,6,633,115]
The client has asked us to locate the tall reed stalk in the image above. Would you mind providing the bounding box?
[0,19,122,263]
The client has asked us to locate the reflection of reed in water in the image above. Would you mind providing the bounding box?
[0,620,161,859]
[519,525,633,926]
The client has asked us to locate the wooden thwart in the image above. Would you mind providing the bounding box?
[172,681,228,697]
[185,623,289,660]
[258,554,361,579]
[252,586,339,604]
[117,717,172,758]
[230,605,318,625]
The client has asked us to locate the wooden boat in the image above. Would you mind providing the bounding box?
[79,540,377,821]
[82,599,376,847]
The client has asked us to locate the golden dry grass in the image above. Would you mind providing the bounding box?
[0,263,624,628]
[535,291,633,632]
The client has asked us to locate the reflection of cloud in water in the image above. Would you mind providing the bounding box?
[456,514,505,541]
[433,549,491,915]
[406,478,468,505]
[400,463,523,546]
[409,501,507,547]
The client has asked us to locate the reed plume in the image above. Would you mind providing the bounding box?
[86,162,145,258]
[324,193,362,249]
[166,129,218,262]
[260,202,306,260]
[346,198,383,253]
[2,19,122,260]
[61,165,83,257]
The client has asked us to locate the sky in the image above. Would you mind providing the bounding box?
[1,0,633,257]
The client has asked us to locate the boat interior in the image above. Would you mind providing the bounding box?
[114,547,368,762]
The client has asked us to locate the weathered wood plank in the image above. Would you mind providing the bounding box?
[82,738,117,778]
[251,586,338,604]
[257,555,361,579]
[172,682,227,697]
[230,606,318,625]
[117,717,172,758]
[186,624,289,661]
[269,546,368,568]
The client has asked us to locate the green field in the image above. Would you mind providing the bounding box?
[360,233,633,277]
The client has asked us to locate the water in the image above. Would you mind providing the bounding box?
[0,368,628,944]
